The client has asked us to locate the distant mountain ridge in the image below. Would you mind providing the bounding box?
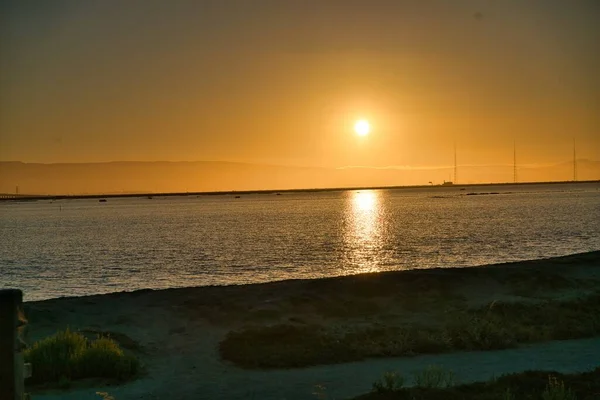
[0,161,331,195]
[1,160,599,195]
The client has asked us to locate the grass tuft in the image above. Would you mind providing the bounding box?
[542,376,577,400]
[96,393,116,400]
[412,365,456,389]
[501,388,515,400]
[372,371,405,393]
[25,329,139,386]
[355,369,597,400]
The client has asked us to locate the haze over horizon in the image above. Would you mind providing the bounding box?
[1,159,599,195]
[1,0,599,192]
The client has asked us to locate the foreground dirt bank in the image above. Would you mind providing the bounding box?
[25,251,600,399]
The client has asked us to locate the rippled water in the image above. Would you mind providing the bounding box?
[1,182,599,301]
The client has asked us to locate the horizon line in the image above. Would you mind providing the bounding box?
[2,179,599,200]
[2,159,600,170]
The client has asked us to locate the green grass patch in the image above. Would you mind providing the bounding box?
[449,294,600,348]
[412,365,456,389]
[220,293,600,368]
[354,368,600,400]
[25,329,140,387]
[372,371,406,393]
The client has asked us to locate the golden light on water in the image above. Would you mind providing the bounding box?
[354,191,376,211]
[343,190,383,274]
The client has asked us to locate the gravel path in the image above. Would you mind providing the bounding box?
[33,336,600,400]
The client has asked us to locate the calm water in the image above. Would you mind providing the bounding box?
[1,182,599,301]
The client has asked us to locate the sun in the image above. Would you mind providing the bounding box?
[354,119,370,136]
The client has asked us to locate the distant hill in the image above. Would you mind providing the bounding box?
[0,161,334,195]
[1,160,599,195]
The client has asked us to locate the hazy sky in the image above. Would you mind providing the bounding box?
[1,0,599,169]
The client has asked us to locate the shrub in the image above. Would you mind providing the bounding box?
[372,371,405,393]
[501,388,515,400]
[358,369,597,400]
[25,329,139,385]
[541,376,577,400]
[444,314,516,351]
[78,337,139,380]
[412,365,456,389]
[220,293,600,369]
[24,329,87,384]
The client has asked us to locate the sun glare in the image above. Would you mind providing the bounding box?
[354,191,376,211]
[354,119,370,136]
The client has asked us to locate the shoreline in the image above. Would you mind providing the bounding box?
[3,179,599,202]
[24,250,600,305]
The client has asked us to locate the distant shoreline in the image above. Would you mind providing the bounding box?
[1,179,599,202]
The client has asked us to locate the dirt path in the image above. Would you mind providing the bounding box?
[33,336,600,400]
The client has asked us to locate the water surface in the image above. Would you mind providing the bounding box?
[1,182,599,301]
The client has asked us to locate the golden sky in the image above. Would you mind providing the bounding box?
[1,1,599,179]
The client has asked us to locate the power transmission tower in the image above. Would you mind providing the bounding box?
[513,141,517,183]
[573,139,577,181]
[454,142,457,184]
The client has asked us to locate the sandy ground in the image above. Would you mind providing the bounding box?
[33,337,600,400]
[25,251,600,400]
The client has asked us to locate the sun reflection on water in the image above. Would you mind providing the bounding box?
[343,190,384,274]
[355,191,376,212]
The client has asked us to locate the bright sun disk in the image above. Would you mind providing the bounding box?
[354,119,370,136]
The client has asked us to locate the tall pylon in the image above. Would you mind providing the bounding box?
[454,141,457,184]
[573,139,577,182]
[513,140,517,183]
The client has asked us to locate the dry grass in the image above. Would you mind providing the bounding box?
[412,365,456,389]
[355,368,598,400]
[220,293,600,368]
[79,329,142,352]
[25,329,140,387]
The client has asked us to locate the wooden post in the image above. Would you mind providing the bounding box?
[0,289,27,400]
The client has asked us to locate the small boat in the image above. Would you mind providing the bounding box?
[235,195,241,199]
[99,199,107,203]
